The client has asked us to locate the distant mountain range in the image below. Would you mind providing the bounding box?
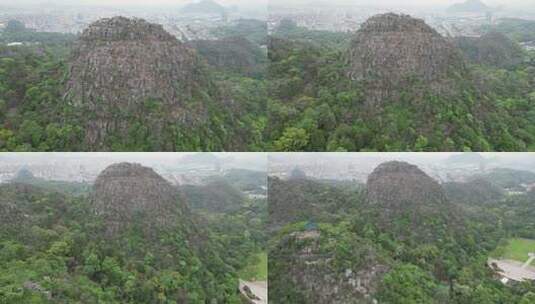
[448,0,492,13]
[180,0,227,15]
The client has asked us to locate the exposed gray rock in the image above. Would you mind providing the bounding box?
[347,13,466,105]
[91,162,190,238]
[367,161,447,208]
[64,17,219,149]
[275,231,387,304]
[366,161,462,242]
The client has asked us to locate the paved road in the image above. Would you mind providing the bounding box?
[489,259,535,282]
[239,280,267,304]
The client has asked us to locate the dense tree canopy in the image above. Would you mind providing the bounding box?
[0,23,267,152]
[0,170,267,303]
[266,21,535,152]
[269,173,535,303]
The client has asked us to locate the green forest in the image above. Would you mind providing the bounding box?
[0,168,267,303]
[268,169,535,303]
[266,20,535,152]
[2,16,535,152]
[0,19,267,152]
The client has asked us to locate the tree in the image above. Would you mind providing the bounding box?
[83,252,101,278]
[102,257,124,286]
[18,120,43,148]
[378,264,438,304]
[520,292,535,304]
[274,127,309,151]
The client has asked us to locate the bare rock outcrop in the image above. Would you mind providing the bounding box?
[347,13,467,105]
[271,230,387,304]
[91,162,190,238]
[367,161,447,208]
[64,17,222,149]
[366,161,461,241]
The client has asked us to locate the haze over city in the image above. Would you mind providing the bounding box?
[0,0,267,7]
[269,0,534,9]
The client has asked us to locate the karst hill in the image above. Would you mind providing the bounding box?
[455,31,525,69]
[445,178,504,205]
[89,162,239,298]
[347,13,467,104]
[366,161,462,241]
[0,183,69,242]
[0,165,243,302]
[64,16,240,150]
[448,0,491,13]
[91,162,192,238]
[367,161,447,207]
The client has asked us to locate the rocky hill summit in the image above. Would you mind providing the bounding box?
[91,162,190,238]
[76,17,176,43]
[347,13,466,104]
[367,161,447,207]
[366,161,460,241]
[65,17,228,150]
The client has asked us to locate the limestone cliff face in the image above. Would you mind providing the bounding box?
[347,13,466,104]
[271,230,388,304]
[366,161,461,241]
[64,17,223,149]
[91,163,190,238]
[367,161,447,208]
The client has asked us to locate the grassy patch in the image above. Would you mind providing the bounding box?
[239,252,267,281]
[493,238,535,264]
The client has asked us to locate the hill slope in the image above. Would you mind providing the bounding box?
[0,164,245,303]
[65,16,245,151]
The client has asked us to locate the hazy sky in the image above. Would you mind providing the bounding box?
[269,153,535,180]
[269,0,535,9]
[0,0,267,7]
[1,0,531,11]
[0,152,267,171]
